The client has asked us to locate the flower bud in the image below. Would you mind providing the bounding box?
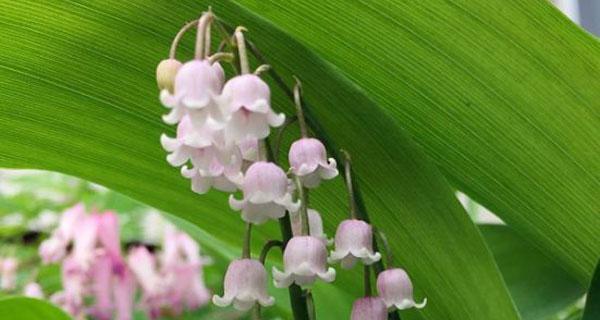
[329,219,381,269]
[272,235,336,288]
[156,59,182,93]
[212,259,275,311]
[229,161,300,224]
[351,297,387,320]
[289,138,338,188]
[377,268,427,310]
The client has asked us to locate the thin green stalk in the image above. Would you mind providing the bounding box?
[242,222,252,259]
[259,240,283,264]
[364,265,372,297]
[341,149,358,219]
[293,78,309,138]
[294,175,310,236]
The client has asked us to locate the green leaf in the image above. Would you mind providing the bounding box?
[231,0,600,283]
[582,259,600,320]
[0,1,533,319]
[0,297,70,320]
[481,225,584,320]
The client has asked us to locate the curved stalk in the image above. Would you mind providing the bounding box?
[341,149,358,219]
[259,240,283,264]
[169,19,198,59]
[242,222,252,259]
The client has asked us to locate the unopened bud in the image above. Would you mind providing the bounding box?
[156,59,182,93]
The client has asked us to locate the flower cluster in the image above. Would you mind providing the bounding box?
[37,203,210,319]
[157,9,426,319]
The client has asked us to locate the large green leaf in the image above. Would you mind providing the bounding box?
[231,0,600,283]
[0,1,519,319]
[481,225,584,320]
[0,297,70,320]
[582,259,600,320]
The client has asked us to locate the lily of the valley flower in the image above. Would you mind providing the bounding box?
[291,208,331,246]
[329,219,381,269]
[272,236,336,288]
[180,156,243,194]
[0,257,18,291]
[160,60,225,127]
[377,268,427,310]
[351,297,387,320]
[289,138,338,188]
[229,161,300,224]
[212,259,275,311]
[219,74,285,143]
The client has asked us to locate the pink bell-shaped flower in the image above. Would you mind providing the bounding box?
[329,219,381,269]
[160,115,224,168]
[0,257,18,290]
[212,259,275,311]
[72,214,99,270]
[23,282,44,299]
[289,138,338,188]
[219,74,285,143]
[127,246,165,318]
[160,60,224,127]
[97,211,124,265]
[377,268,427,310]
[39,203,86,264]
[351,297,387,320]
[113,269,136,320]
[181,154,243,194]
[229,162,300,224]
[291,209,331,246]
[59,255,88,317]
[272,236,336,288]
[90,252,114,320]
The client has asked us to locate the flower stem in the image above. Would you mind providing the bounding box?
[239,31,402,320]
[293,175,310,236]
[293,77,309,138]
[252,304,261,320]
[169,19,198,59]
[194,12,214,60]
[306,290,316,320]
[234,26,250,74]
[341,149,358,219]
[364,265,372,297]
[375,228,394,268]
[259,240,283,264]
[274,116,298,160]
[242,222,252,259]
[204,12,212,58]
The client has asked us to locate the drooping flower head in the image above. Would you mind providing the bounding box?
[351,297,387,320]
[212,259,275,311]
[289,138,338,188]
[329,219,381,269]
[229,161,300,224]
[160,60,225,127]
[272,235,335,288]
[219,74,285,143]
[377,268,427,310]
